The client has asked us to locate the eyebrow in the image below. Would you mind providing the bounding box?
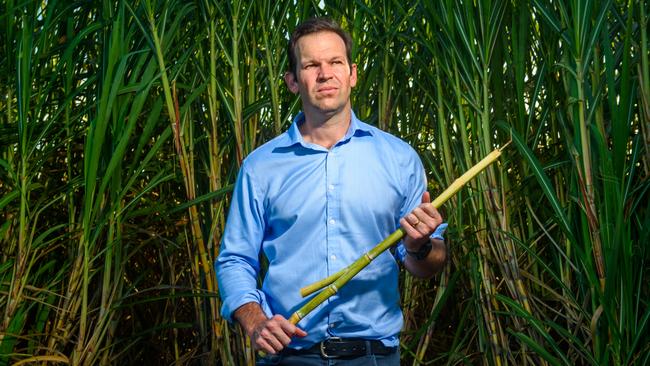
[301,56,345,65]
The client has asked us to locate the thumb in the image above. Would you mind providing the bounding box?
[422,191,431,204]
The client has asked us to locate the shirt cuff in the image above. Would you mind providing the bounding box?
[431,222,448,241]
[221,289,273,322]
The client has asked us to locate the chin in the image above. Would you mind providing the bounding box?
[316,105,343,115]
[315,100,345,110]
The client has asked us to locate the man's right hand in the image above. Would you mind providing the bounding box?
[233,302,307,354]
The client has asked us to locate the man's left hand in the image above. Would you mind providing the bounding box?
[400,191,443,252]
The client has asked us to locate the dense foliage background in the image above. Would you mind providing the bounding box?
[1,0,648,365]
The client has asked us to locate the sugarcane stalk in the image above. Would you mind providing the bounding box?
[291,145,507,324]
[300,268,347,297]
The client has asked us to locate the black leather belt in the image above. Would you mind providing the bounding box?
[284,337,397,359]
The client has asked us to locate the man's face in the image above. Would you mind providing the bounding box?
[285,31,357,118]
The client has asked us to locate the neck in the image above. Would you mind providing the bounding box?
[299,108,351,149]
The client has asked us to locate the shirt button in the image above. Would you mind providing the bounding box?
[328,184,334,191]
[330,255,337,261]
[329,219,336,225]
[329,323,335,328]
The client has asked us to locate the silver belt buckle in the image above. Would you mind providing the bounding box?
[319,337,342,359]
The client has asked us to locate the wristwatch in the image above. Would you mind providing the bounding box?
[406,240,432,260]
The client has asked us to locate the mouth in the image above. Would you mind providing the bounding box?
[317,86,338,94]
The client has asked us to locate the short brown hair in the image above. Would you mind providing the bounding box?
[287,17,353,76]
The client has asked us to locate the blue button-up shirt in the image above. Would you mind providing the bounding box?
[216,110,446,349]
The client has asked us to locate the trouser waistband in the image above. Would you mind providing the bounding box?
[283,338,397,359]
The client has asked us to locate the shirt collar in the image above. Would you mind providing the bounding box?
[283,110,374,148]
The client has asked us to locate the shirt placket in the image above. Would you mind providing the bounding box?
[325,149,343,275]
[325,148,344,331]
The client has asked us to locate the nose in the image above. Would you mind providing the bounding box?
[317,64,333,81]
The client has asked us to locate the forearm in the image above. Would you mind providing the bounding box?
[403,238,447,278]
[233,302,268,337]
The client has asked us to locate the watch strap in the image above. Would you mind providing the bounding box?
[406,240,432,260]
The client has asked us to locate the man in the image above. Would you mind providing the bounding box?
[216,17,447,365]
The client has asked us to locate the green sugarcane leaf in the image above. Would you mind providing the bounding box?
[545,317,599,364]
[0,190,19,211]
[96,57,154,202]
[237,2,254,45]
[500,230,582,307]
[0,307,27,365]
[497,294,571,365]
[170,184,234,213]
[407,269,461,351]
[0,258,13,276]
[452,5,482,76]
[498,122,576,244]
[31,223,68,250]
[130,97,164,172]
[0,158,17,183]
[505,329,563,366]
[625,296,650,364]
[532,0,572,47]
[117,171,174,219]
[582,0,611,73]
[0,220,10,240]
[576,0,593,56]
[117,127,172,207]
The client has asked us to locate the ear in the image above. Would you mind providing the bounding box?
[284,71,300,94]
[350,64,358,88]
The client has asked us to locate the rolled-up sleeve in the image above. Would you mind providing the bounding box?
[398,150,427,220]
[215,162,269,322]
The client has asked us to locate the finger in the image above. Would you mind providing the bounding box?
[420,191,443,226]
[277,316,308,339]
[255,322,286,353]
[422,191,431,204]
[261,328,286,353]
[293,327,308,337]
[400,217,425,240]
[411,208,436,234]
[267,320,292,347]
[407,213,421,227]
[418,204,442,225]
[255,338,278,355]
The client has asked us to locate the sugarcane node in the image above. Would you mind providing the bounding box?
[289,313,301,324]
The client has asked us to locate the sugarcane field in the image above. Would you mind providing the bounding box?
[1,0,649,365]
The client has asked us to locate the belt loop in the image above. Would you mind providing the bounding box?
[365,340,372,356]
